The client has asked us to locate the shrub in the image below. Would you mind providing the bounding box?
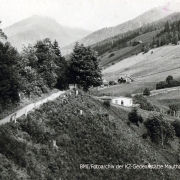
[133,95,154,111]
[156,75,180,90]
[108,53,115,58]
[138,115,144,123]
[124,93,132,97]
[142,133,148,139]
[169,104,179,116]
[143,88,150,96]
[128,107,143,127]
[103,100,110,108]
[127,121,130,126]
[109,81,116,85]
[172,120,180,137]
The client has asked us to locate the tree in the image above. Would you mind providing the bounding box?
[169,104,179,116]
[128,107,143,126]
[34,38,59,89]
[133,95,154,111]
[143,88,150,96]
[166,75,173,84]
[52,40,61,57]
[68,43,102,91]
[165,21,170,32]
[144,112,175,146]
[0,42,21,105]
[172,120,180,137]
[0,21,7,39]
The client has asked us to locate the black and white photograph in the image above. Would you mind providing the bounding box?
[1,0,180,179]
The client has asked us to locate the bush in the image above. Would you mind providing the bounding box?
[138,115,144,123]
[108,53,115,58]
[124,93,132,97]
[103,100,110,108]
[143,88,150,96]
[156,75,180,90]
[133,95,154,111]
[128,108,143,127]
[169,104,179,116]
[142,133,148,139]
[172,120,180,137]
[109,81,116,85]
[127,121,130,126]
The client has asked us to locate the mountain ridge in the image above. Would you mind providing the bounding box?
[3,15,91,51]
[62,4,180,55]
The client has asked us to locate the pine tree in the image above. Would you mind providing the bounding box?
[52,40,61,57]
[69,43,102,91]
[143,88,150,96]
[0,21,7,39]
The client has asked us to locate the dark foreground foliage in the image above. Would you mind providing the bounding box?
[0,91,180,179]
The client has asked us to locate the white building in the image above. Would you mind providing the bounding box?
[100,96,133,107]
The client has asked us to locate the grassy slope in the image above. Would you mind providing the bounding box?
[130,29,162,44]
[99,45,143,67]
[99,29,162,67]
[0,90,180,179]
[100,44,180,95]
[147,90,180,109]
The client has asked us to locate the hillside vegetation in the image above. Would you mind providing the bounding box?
[100,43,180,96]
[1,90,180,179]
[95,12,180,67]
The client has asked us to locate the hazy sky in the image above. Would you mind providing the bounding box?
[0,0,180,31]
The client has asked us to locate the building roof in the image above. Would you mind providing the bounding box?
[99,96,132,100]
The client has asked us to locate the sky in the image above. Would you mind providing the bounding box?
[0,0,180,31]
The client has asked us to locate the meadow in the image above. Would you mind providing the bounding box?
[100,44,180,96]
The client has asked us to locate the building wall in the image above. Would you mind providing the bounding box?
[111,98,132,107]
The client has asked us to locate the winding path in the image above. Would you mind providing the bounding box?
[0,90,65,126]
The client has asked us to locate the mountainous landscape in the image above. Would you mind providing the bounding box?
[2,1,180,179]
[3,15,91,51]
[62,3,180,54]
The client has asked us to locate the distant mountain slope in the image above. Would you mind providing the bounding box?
[62,4,180,55]
[97,43,180,96]
[3,15,91,51]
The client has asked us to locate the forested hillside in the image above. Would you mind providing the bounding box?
[93,12,180,60]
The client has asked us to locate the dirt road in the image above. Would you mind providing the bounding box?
[0,90,65,126]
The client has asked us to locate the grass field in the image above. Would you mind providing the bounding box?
[101,43,180,95]
[147,90,180,109]
[99,29,162,67]
[130,29,162,44]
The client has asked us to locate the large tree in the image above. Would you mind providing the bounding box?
[69,43,102,91]
[52,40,69,90]
[0,42,21,105]
[144,112,175,146]
[0,21,7,39]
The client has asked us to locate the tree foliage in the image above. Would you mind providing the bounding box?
[143,88,150,96]
[0,21,7,39]
[156,75,180,90]
[69,43,102,91]
[128,107,143,126]
[133,95,154,111]
[144,112,175,145]
[172,120,180,137]
[0,42,21,106]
